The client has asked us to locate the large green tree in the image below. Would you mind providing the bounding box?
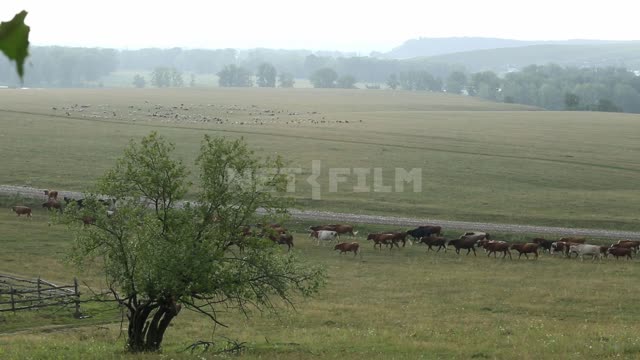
[446,71,467,94]
[58,133,325,353]
[386,74,399,90]
[217,64,253,87]
[150,67,183,87]
[310,67,338,88]
[278,72,295,88]
[336,74,357,89]
[256,62,276,87]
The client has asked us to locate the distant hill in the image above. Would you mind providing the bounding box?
[382,37,627,59]
[421,43,640,73]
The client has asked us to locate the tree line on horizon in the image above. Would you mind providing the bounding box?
[2,46,640,113]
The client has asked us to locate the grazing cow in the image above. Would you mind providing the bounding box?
[334,242,360,256]
[448,238,478,256]
[559,237,586,244]
[44,190,58,200]
[608,247,633,260]
[310,230,339,245]
[418,236,448,252]
[309,224,358,237]
[42,200,63,212]
[406,225,442,240]
[510,243,539,259]
[274,233,294,251]
[367,233,399,250]
[483,241,512,259]
[569,244,602,261]
[532,238,553,253]
[10,206,32,218]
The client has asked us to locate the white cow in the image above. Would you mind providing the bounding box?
[569,244,602,261]
[310,230,338,246]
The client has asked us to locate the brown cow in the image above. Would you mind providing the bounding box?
[273,233,294,251]
[387,231,409,247]
[559,237,586,244]
[42,200,63,212]
[510,243,539,259]
[261,226,287,240]
[484,241,512,259]
[228,226,255,253]
[11,206,32,218]
[418,236,448,252]
[334,242,360,256]
[448,238,478,256]
[44,190,58,200]
[608,247,633,260]
[80,216,96,226]
[367,233,398,250]
[612,240,640,253]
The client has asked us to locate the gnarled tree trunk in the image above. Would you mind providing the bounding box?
[126,298,181,352]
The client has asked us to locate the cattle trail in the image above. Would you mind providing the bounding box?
[2,184,640,240]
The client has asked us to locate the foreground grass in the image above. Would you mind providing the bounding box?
[3,88,640,230]
[1,210,640,359]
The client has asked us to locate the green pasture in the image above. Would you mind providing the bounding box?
[1,206,640,359]
[1,87,639,231]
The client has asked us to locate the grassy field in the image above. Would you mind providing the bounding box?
[1,87,640,231]
[1,204,640,359]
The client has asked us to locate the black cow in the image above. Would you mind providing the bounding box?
[406,225,442,240]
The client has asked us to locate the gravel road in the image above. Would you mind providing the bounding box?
[3,184,639,240]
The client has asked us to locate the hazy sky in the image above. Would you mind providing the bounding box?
[4,1,640,53]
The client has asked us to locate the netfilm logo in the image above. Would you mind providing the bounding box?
[229,160,422,200]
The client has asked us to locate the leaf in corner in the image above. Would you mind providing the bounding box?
[0,10,30,79]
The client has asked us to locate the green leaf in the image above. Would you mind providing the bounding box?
[0,10,30,79]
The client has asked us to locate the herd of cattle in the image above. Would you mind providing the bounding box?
[10,190,116,224]
[9,191,640,261]
[305,224,640,261]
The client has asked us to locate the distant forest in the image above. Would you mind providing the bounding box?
[2,46,640,113]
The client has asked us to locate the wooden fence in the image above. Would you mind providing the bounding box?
[0,274,82,317]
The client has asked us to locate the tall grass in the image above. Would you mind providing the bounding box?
[1,209,640,358]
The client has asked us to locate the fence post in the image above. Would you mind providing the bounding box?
[37,276,42,304]
[73,277,82,318]
[10,286,15,313]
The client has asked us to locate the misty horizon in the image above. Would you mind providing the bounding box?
[5,0,640,54]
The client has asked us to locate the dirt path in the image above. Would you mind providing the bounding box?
[4,184,640,240]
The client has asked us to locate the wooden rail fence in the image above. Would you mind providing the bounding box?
[0,274,82,317]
